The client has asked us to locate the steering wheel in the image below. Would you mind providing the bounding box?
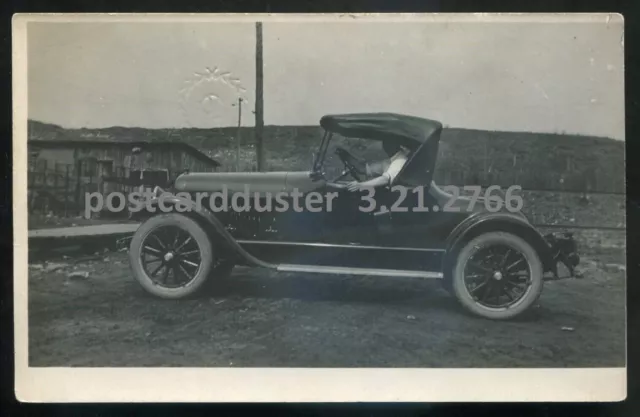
[334,147,363,181]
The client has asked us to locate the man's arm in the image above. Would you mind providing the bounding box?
[346,152,407,192]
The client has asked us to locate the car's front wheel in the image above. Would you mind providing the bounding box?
[129,213,223,299]
[451,232,544,320]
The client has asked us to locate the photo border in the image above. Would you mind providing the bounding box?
[12,13,627,403]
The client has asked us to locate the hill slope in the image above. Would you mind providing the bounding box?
[28,120,625,193]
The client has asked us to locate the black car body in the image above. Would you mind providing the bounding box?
[128,113,580,319]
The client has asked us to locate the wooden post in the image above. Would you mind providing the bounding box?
[121,166,127,194]
[41,160,50,214]
[75,159,82,216]
[97,160,112,194]
[53,163,60,215]
[236,97,242,171]
[28,161,34,189]
[87,166,95,218]
[255,21,265,171]
[28,161,35,213]
[64,165,70,217]
[97,159,114,212]
[42,160,48,188]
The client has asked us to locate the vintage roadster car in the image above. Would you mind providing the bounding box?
[128,113,580,320]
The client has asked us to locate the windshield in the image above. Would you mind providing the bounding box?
[313,130,391,180]
[312,131,331,172]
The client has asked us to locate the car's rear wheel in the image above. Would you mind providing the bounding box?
[451,232,544,320]
[129,213,223,299]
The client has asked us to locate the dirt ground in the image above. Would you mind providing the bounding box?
[28,231,625,368]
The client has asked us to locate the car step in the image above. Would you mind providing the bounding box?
[276,264,443,279]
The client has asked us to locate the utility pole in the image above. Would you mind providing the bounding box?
[236,97,242,171]
[255,21,265,171]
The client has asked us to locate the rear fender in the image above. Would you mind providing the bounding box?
[444,212,555,272]
[136,194,276,269]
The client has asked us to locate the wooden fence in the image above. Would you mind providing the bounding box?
[27,160,183,217]
[28,160,92,216]
[27,157,624,219]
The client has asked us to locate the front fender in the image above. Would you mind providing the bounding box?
[133,193,276,270]
[444,211,555,272]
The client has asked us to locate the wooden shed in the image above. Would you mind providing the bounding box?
[27,140,220,217]
[28,139,220,178]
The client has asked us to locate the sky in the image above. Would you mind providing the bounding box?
[27,16,625,140]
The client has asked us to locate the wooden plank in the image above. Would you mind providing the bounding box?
[42,160,48,189]
[64,165,70,216]
[28,163,35,212]
[75,159,82,216]
[53,162,59,214]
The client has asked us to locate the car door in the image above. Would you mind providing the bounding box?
[320,186,378,245]
[371,184,454,271]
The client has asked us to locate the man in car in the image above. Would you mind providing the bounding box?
[346,139,410,192]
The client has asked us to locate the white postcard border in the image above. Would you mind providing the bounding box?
[12,13,626,403]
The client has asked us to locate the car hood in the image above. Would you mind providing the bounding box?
[173,171,326,194]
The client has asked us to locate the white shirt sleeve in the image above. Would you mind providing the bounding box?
[382,151,409,184]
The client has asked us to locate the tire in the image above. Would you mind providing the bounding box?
[129,213,217,299]
[450,232,544,320]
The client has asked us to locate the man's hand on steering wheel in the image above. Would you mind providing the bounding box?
[346,181,365,192]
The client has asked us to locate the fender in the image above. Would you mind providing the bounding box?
[444,211,555,271]
[135,193,277,270]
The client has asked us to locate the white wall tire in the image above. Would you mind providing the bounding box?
[129,213,214,299]
[451,232,544,320]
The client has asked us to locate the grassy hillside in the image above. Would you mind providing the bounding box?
[28,120,625,193]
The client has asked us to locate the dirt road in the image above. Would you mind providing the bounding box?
[28,240,625,368]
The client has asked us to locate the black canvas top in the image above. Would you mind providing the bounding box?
[319,112,443,149]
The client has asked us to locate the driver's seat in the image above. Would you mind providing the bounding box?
[391,126,442,187]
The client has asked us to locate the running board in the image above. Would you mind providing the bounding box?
[276,264,443,279]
